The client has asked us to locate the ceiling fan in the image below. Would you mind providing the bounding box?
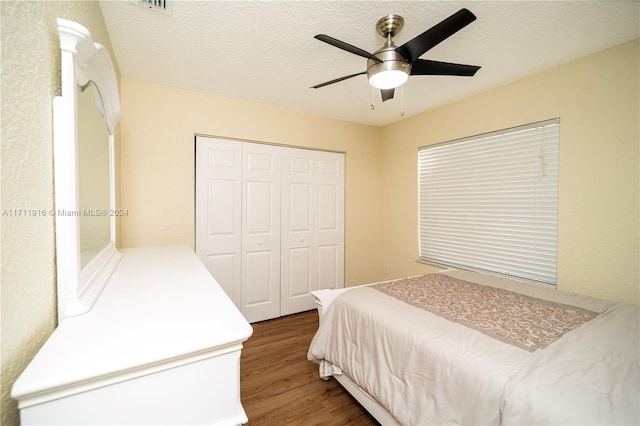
[311,8,481,102]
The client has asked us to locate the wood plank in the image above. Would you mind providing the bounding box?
[240,310,378,425]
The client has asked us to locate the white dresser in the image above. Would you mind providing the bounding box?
[12,246,253,425]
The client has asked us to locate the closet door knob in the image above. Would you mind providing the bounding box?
[257,239,263,246]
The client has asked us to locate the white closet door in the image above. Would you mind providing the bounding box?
[195,137,242,307]
[241,143,281,322]
[281,148,344,315]
[197,137,344,322]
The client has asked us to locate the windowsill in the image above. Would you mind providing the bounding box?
[415,258,557,288]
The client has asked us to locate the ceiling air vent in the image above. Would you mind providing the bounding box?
[130,0,172,15]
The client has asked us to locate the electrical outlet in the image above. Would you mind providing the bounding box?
[384,264,389,274]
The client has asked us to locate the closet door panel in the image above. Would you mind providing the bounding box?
[315,153,344,291]
[244,251,273,302]
[241,143,280,322]
[317,245,339,290]
[204,254,237,299]
[195,137,242,307]
[281,149,316,315]
[318,184,338,232]
[281,148,344,315]
[316,181,341,291]
[290,183,311,231]
[288,247,311,298]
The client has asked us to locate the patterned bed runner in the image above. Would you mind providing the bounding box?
[373,274,597,351]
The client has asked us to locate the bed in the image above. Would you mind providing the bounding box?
[307,269,639,425]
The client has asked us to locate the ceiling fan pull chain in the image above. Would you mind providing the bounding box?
[400,86,405,117]
[371,86,375,110]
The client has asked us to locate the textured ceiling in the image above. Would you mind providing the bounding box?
[99,1,639,127]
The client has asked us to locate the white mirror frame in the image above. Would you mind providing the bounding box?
[54,18,122,322]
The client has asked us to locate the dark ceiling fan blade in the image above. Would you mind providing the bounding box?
[396,8,476,63]
[381,89,395,102]
[410,59,480,76]
[314,34,381,62]
[310,71,366,89]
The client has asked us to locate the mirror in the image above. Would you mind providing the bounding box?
[54,19,122,322]
[77,82,111,268]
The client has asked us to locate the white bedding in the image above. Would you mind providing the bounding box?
[501,303,639,425]
[308,286,528,425]
[307,272,638,425]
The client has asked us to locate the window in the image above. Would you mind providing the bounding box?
[418,119,559,285]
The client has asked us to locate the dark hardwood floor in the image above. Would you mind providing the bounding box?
[240,310,378,425]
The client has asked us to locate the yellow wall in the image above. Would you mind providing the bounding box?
[0,2,119,425]
[119,79,383,287]
[379,39,639,304]
[121,40,638,302]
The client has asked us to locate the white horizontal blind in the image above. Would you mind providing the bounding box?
[418,119,559,285]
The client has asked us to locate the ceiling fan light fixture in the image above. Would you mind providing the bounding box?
[369,68,409,89]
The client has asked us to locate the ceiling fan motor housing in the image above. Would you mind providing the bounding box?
[367,44,412,89]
